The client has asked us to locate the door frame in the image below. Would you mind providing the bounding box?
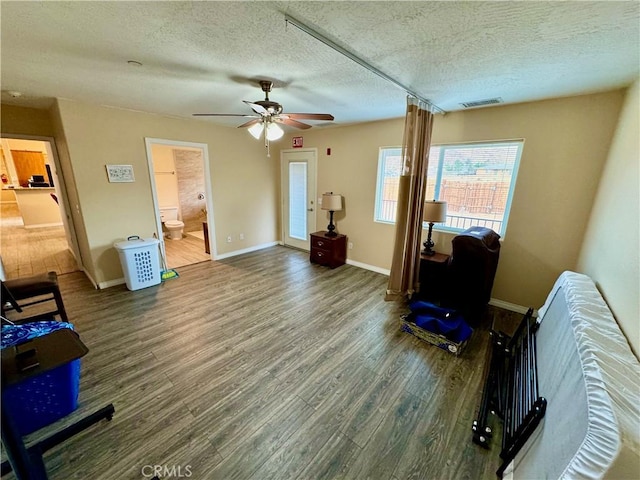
[144,138,216,260]
[0,133,84,270]
[280,147,317,251]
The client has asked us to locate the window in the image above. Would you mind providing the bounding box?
[374,140,524,236]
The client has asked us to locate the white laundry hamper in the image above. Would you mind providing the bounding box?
[113,236,161,290]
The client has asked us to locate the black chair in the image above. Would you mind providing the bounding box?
[442,226,501,326]
[0,258,68,323]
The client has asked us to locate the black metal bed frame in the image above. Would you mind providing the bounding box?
[472,308,547,477]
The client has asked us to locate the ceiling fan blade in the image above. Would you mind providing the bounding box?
[281,113,334,121]
[275,117,312,130]
[237,118,263,129]
[192,113,259,117]
[243,100,268,115]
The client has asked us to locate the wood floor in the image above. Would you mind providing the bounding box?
[2,246,510,480]
[1,201,210,278]
[0,203,78,278]
[163,231,210,269]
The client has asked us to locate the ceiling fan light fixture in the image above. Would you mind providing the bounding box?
[248,122,264,139]
[266,123,284,141]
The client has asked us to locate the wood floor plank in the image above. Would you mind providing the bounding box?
[338,364,414,448]
[391,351,487,480]
[294,430,362,480]
[0,246,506,479]
[338,388,425,480]
[0,204,79,279]
[207,395,314,480]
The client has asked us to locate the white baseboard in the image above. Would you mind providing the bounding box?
[98,277,126,289]
[97,242,279,288]
[489,298,537,316]
[24,222,64,229]
[346,259,390,276]
[214,241,279,260]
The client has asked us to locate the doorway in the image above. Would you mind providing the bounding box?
[0,136,80,279]
[281,148,317,251]
[145,138,215,269]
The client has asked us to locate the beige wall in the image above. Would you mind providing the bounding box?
[1,189,16,203]
[1,104,55,137]
[275,119,406,269]
[53,99,278,286]
[578,79,639,357]
[2,90,629,313]
[0,105,88,276]
[275,90,625,309]
[49,101,94,281]
[151,144,180,210]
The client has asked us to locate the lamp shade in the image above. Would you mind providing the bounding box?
[321,193,342,211]
[248,123,264,139]
[423,200,447,223]
[266,123,284,141]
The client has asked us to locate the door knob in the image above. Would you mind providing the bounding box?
[307,208,314,212]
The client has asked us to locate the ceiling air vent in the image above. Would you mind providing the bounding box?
[460,97,503,109]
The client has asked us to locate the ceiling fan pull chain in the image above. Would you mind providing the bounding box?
[264,128,270,157]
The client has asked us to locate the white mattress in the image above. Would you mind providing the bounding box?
[504,271,640,479]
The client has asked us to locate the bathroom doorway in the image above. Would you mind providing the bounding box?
[0,135,81,279]
[145,138,215,270]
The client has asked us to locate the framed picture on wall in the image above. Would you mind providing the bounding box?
[106,165,135,183]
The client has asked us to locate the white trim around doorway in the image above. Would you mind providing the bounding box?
[0,132,84,272]
[144,137,217,263]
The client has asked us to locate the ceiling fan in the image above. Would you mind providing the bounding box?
[193,80,334,154]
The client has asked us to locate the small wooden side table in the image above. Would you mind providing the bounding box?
[310,231,347,269]
[418,252,450,302]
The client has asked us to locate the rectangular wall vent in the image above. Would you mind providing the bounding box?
[460,97,503,108]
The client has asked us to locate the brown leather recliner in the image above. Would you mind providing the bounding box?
[443,226,501,326]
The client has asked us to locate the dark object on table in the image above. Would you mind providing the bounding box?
[443,226,500,325]
[310,231,346,268]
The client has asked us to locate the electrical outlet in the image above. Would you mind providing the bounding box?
[348,242,353,249]
[239,233,244,240]
[226,235,232,243]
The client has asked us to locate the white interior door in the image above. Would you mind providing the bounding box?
[281,149,317,250]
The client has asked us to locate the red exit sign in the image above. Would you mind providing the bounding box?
[292,136,303,148]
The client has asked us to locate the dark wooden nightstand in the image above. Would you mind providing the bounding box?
[418,252,450,302]
[310,231,347,268]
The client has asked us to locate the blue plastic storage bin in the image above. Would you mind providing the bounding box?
[1,321,81,435]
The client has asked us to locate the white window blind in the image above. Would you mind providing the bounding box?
[374,141,523,236]
[289,162,308,240]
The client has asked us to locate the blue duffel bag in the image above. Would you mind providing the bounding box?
[407,300,473,343]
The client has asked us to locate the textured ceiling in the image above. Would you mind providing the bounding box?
[1,1,638,129]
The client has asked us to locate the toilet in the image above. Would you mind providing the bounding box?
[159,206,184,240]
